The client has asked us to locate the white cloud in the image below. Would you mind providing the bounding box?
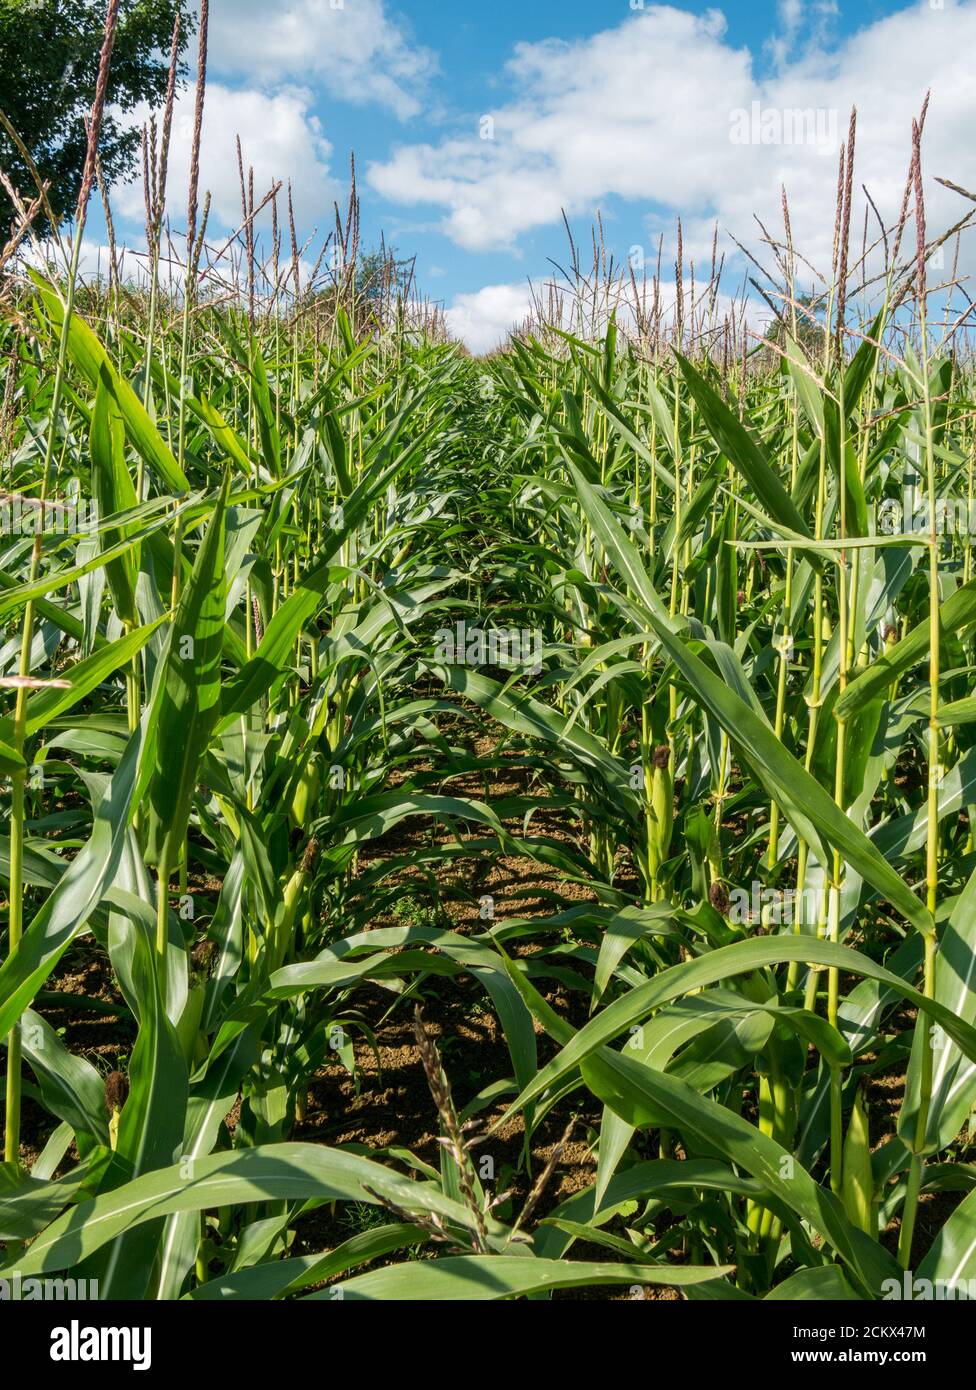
[20,238,197,313]
[368,0,976,292]
[767,0,839,69]
[25,237,128,282]
[369,7,751,251]
[207,0,435,120]
[23,233,199,293]
[445,282,534,354]
[443,271,757,354]
[108,1,432,238]
[113,83,335,234]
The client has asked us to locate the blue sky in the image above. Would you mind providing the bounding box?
[98,0,976,349]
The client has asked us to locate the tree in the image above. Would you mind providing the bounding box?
[356,247,416,317]
[308,246,418,334]
[0,0,192,231]
[762,290,827,363]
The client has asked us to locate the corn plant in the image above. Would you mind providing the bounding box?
[2,8,976,1301]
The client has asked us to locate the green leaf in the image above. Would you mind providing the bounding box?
[92,917,188,1299]
[187,1224,426,1300]
[567,462,934,938]
[675,352,814,543]
[0,729,145,1040]
[901,868,976,1154]
[837,573,976,721]
[579,1047,894,1296]
[917,1186,976,1287]
[2,1144,491,1276]
[501,935,976,1120]
[23,619,164,737]
[766,1266,862,1300]
[90,372,140,625]
[144,475,229,868]
[10,1009,109,1150]
[321,1255,731,1301]
[31,273,189,493]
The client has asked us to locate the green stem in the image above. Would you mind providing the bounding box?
[899,289,940,1266]
[156,847,171,974]
[3,223,86,1166]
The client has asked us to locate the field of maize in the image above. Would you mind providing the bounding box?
[3,2,976,1309]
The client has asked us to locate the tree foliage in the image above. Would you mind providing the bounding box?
[0,0,192,229]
